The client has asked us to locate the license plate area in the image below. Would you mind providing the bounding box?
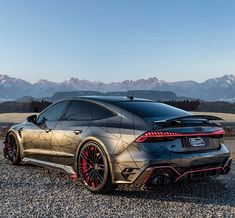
[183,137,209,147]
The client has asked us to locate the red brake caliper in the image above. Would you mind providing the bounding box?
[6,142,13,161]
[82,146,99,188]
[82,150,89,183]
[90,146,95,188]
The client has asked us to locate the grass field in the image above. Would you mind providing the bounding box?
[0,113,36,123]
[192,112,235,122]
[0,111,234,123]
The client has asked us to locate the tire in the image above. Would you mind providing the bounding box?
[78,141,117,194]
[5,132,21,165]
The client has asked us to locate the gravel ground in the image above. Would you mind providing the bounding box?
[1,113,235,217]
[0,152,234,217]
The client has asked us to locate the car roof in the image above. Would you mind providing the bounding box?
[63,96,153,103]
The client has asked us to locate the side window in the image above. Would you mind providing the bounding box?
[63,101,116,121]
[37,101,68,122]
[93,104,115,120]
[63,101,93,121]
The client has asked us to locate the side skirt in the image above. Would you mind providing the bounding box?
[22,157,77,176]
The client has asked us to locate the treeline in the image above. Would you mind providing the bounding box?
[0,100,201,113]
[161,100,201,111]
[0,100,52,113]
[196,101,235,114]
[1,99,235,114]
[161,100,235,113]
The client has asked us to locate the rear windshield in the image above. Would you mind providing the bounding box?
[115,101,191,120]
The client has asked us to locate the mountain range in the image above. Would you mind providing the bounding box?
[1,74,235,101]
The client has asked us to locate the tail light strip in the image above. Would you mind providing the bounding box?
[136,129,225,143]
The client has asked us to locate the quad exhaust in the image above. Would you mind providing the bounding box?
[150,174,173,186]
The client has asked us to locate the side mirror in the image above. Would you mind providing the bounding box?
[27,114,37,123]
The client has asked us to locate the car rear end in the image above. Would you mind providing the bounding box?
[114,101,232,186]
[134,124,231,186]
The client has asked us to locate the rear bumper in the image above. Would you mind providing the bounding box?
[121,143,232,185]
[138,157,232,186]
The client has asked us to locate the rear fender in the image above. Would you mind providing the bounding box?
[74,136,115,183]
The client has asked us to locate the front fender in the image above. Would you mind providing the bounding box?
[5,123,26,160]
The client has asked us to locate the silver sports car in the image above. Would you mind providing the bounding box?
[3,96,232,193]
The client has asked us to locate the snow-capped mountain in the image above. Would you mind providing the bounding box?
[0,75,32,99]
[1,74,235,101]
[151,75,235,101]
[61,77,166,92]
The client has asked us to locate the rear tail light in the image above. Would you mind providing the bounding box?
[136,129,225,143]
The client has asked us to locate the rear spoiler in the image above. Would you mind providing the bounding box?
[167,115,223,121]
[154,115,223,127]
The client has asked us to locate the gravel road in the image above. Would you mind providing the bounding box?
[0,136,235,218]
[0,142,235,217]
[0,157,235,217]
[1,106,235,217]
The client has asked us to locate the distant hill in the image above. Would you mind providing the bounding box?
[2,93,235,115]
[1,74,235,101]
[39,90,188,102]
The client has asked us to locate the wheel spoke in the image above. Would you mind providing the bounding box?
[80,166,92,174]
[84,170,93,184]
[93,171,100,187]
[83,172,90,180]
[91,147,97,163]
[95,153,102,163]
[87,146,93,161]
[79,163,90,167]
[96,171,104,183]
[80,152,90,163]
[88,170,95,185]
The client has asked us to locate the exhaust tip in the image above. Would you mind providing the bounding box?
[162,174,172,185]
[151,175,163,186]
[151,174,173,186]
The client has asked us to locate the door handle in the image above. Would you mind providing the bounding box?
[74,130,82,135]
[45,129,52,133]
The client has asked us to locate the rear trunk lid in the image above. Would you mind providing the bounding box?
[143,115,224,153]
[159,126,223,153]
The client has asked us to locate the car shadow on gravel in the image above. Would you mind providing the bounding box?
[19,165,235,209]
[111,175,235,207]
[1,155,234,209]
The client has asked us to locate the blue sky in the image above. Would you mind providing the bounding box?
[0,0,235,83]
